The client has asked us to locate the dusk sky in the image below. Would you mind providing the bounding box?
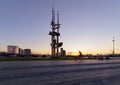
[0,0,120,55]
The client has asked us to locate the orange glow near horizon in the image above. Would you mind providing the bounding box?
[32,49,120,56]
[30,45,120,55]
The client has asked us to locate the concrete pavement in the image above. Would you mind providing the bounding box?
[1,60,120,85]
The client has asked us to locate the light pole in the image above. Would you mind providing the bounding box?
[112,37,115,55]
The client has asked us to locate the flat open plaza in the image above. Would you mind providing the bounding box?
[1,59,120,85]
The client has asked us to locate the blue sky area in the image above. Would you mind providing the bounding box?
[0,0,120,55]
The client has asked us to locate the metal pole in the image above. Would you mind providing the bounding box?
[112,37,115,55]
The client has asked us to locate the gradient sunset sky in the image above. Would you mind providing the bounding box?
[0,0,120,55]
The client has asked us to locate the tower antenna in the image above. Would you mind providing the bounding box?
[112,37,115,55]
[56,11,60,57]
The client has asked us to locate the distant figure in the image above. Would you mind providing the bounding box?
[79,51,83,59]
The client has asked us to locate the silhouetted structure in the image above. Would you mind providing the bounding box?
[24,49,31,57]
[79,51,83,57]
[60,48,66,57]
[49,8,63,57]
[112,37,115,55]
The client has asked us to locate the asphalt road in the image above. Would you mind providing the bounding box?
[1,60,120,85]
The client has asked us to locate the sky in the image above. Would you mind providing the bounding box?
[0,0,120,55]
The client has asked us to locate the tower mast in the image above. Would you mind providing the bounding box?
[49,8,63,57]
[51,8,56,57]
[56,11,60,57]
[112,37,115,55]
